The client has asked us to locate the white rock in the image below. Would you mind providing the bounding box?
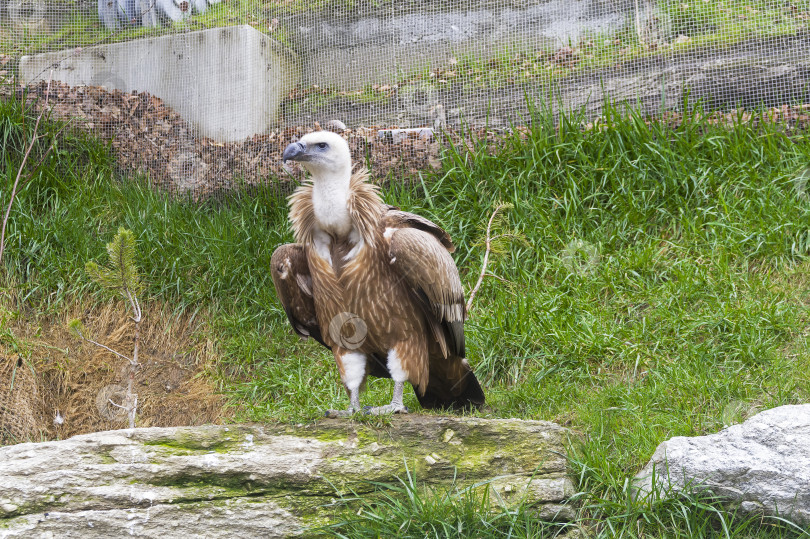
[633,404,810,527]
[377,127,434,144]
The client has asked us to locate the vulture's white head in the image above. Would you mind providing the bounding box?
[283,131,355,235]
[282,131,352,184]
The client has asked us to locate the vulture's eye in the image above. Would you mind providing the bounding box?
[317,142,328,150]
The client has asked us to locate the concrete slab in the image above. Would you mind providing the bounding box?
[19,25,300,142]
[378,127,435,143]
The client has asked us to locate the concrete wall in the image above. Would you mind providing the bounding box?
[19,25,300,142]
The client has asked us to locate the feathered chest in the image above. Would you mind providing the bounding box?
[287,169,396,325]
[311,226,374,280]
[304,226,399,340]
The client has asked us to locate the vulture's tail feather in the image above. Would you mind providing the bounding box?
[415,358,485,411]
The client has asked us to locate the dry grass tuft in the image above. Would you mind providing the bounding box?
[1,300,229,442]
[0,354,46,444]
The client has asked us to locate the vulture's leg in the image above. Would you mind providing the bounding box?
[364,380,409,415]
[325,351,366,418]
[364,349,410,415]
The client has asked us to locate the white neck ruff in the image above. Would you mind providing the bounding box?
[310,167,352,238]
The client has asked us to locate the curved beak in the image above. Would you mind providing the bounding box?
[282,141,308,162]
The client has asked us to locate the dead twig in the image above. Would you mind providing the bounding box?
[73,328,133,363]
[466,202,509,315]
[0,72,53,267]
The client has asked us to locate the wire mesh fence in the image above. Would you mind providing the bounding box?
[2,0,810,197]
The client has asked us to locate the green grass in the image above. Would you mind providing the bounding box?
[2,92,810,537]
[324,472,809,538]
[320,469,570,538]
[0,0,367,58]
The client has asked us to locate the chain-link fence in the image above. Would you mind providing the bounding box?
[2,0,809,196]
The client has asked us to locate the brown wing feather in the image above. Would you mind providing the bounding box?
[383,208,455,252]
[388,228,466,358]
[387,225,484,409]
[270,244,328,348]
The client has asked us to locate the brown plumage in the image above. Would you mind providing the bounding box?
[272,131,484,415]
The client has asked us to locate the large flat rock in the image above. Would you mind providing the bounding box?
[0,416,577,538]
[18,25,300,142]
[633,404,810,527]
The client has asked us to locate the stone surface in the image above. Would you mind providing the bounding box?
[561,33,810,119]
[18,25,300,142]
[0,416,577,538]
[633,404,810,527]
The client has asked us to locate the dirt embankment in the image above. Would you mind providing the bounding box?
[1,302,228,444]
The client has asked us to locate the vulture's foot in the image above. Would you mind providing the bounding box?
[363,404,410,415]
[362,381,410,415]
[325,387,363,418]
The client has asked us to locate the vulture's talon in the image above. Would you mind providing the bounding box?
[324,409,355,418]
[363,404,410,416]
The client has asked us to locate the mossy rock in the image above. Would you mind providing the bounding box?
[0,416,578,537]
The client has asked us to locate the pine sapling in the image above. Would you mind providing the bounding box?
[69,227,143,429]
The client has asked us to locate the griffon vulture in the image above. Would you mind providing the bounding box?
[272,131,485,416]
